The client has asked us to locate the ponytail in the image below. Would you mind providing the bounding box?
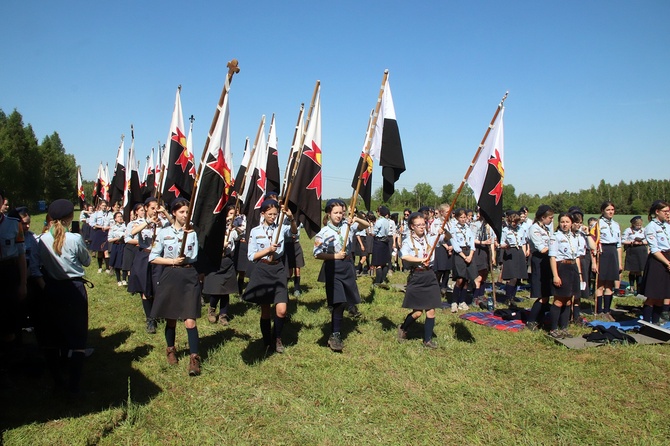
[52,219,67,256]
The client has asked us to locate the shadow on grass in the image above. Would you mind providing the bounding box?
[198,328,252,361]
[0,328,161,432]
[239,315,307,365]
[316,309,363,349]
[450,321,476,343]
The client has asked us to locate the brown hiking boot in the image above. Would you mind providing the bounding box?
[275,338,285,354]
[218,314,229,326]
[188,354,201,376]
[397,325,407,342]
[207,307,217,323]
[166,346,178,365]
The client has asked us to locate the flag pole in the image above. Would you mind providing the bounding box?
[339,70,389,253]
[426,91,509,260]
[488,225,497,308]
[273,81,320,244]
[179,59,240,257]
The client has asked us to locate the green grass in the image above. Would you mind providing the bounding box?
[2,232,670,445]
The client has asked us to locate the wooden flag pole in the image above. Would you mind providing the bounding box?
[426,91,509,260]
[179,60,240,257]
[339,70,389,253]
[273,81,320,244]
[488,224,497,308]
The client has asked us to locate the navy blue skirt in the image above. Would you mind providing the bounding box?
[242,261,288,305]
[598,244,620,281]
[530,251,552,298]
[320,259,361,306]
[109,242,125,269]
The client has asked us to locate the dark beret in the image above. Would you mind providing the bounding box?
[48,199,75,220]
[535,205,552,219]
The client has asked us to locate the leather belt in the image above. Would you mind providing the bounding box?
[259,259,279,265]
[556,259,576,264]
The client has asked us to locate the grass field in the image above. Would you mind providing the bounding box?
[2,216,670,445]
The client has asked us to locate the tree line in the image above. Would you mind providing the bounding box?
[0,108,77,210]
[361,179,669,215]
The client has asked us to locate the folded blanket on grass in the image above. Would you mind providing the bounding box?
[459,311,526,332]
[586,319,670,331]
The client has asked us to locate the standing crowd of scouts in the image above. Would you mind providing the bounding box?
[2,183,670,396]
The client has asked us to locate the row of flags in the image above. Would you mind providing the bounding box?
[80,66,507,262]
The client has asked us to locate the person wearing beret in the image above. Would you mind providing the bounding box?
[242,199,298,354]
[525,205,555,330]
[149,198,202,376]
[639,200,670,324]
[622,215,647,296]
[371,206,392,288]
[313,199,369,352]
[38,199,91,395]
[595,201,622,320]
[397,212,444,348]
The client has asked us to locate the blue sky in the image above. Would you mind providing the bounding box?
[2,1,669,200]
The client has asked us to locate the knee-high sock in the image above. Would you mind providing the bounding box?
[142,298,153,319]
[642,305,653,322]
[273,316,286,339]
[165,324,176,347]
[424,317,435,343]
[549,304,561,330]
[219,294,229,316]
[603,294,613,313]
[652,305,663,324]
[559,305,570,329]
[209,294,221,309]
[68,351,85,394]
[260,318,272,346]
[400,312,418,331]
[528,299,544,324]
[186,326,199,355]
[332,303,345,334]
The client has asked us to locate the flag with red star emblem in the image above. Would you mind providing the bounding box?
[141,147,155,201]
[242,123,268,232]
[369,77,405,202]
[351,110,375,211]
[94,162,105,204]
[103,163,111,202]
[161,88,195,207]
[265,114,281,197]
[288,88,322,238]
[123,138,143,221]
[351,151,373,211]
[191,90,235,263]
[109,137,126,206]
[467,107,505,240]
[77,167,85,209]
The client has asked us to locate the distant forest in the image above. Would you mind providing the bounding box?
[359,179,669,215]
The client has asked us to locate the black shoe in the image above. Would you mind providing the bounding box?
[146,318,157,334]
[526,321,539,331]
[328,332,344,351]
